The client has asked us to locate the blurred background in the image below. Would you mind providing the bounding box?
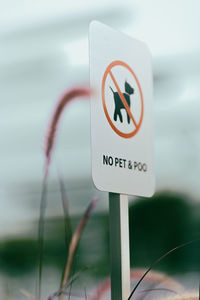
[0,0,200,299]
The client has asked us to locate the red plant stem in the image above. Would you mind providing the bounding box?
[59,197,98,300]
[44,87,91,176]
[37,86,91,300]
[36,173,48,300]
[89,269,182,300]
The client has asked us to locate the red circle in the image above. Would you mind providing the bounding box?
[102,60,144,138]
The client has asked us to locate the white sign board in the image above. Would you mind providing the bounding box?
[89,21,155,197]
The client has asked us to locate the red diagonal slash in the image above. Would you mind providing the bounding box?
[109,70,138,128]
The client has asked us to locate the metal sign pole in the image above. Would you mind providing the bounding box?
[109,193,130,300]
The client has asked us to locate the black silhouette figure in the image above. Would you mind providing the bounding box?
[110,81,134,123]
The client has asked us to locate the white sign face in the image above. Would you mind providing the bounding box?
[89,21,155,197]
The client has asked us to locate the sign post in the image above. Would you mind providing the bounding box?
[89,21,155,300]
[109,193,130,300]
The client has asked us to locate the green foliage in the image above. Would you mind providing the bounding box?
[129,191,200,272]
[0,191,199,279]
[0,239,37,274]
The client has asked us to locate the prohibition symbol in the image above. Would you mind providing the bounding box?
[102,60,144,138]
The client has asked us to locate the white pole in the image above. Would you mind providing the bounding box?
[109,193,130,300]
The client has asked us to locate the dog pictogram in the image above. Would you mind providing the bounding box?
[110,81,134,124]
[102,60,144,139]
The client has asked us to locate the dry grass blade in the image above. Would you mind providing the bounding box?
[128,239,199,300]
[84,287,87,300]
[139,287,177,297]
[20,289,36,300]
[135,269,182,300]
[90,268,181,300]
[37,86,91,300]
[59,176,72,247]
[36,175,48,300]
[47,269,87,300]
[44,87,91,176]
[137,284,177,300]
[165,294,199,300]
[68,282,72,300]
[59,197,98,300]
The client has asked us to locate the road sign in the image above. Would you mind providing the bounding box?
[89,21,155,197]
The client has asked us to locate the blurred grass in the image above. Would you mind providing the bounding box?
[0,191,199,279]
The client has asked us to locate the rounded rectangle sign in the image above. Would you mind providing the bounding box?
[89,21,155,197]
